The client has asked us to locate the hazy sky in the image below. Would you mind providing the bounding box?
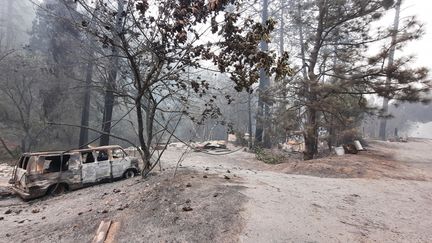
[391,0,432,72]
[383,1,432,138]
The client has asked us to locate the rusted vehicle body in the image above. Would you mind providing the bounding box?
[10,145,140,200]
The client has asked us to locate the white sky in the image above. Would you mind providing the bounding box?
[367,0,431,100]
[389,0,432,73]
[386,0,432,138]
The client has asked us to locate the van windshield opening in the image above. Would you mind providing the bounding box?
[19,156,30,169]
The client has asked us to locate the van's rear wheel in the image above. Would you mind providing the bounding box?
[47,183,67,196]
[124,169,136,179]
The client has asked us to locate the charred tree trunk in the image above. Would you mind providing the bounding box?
[297,2,308,80]
[303,1,326,160]
[297,0,308,147]
[21,128,32,153]
[248,91,253,149]
[304,106,318,160]
[79,59,93,148]
[100,0,123,146]
[255,92,264,144]
[379,0,402,140]
[135,95,151,172]
[100,69,116,146]
[79,2,99,148]
[255,0,271,148]
[145,95,156,148]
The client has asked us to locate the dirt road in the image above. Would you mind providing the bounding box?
[0,139,431,242]
[238,171,432,242]
[162,140,432,242]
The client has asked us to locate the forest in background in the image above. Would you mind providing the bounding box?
[0,0,430,167]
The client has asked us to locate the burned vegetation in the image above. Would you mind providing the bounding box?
[1,0,432,242]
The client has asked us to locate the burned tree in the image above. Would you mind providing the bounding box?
[99,0,124,146]
[255,0,271,148]
[69,0,291,174]
[0,54,46,152]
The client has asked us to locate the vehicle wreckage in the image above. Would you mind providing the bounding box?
[9,145,140,200]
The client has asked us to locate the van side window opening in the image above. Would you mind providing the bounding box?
[112,149,125,159]
[82,152,95,163]
[43,155,70,173]
[68,153,81,170]
[27,157,45,173]
[96,150,109,161]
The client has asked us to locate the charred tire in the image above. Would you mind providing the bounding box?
[124,169,136,179]
[47,183,68,196]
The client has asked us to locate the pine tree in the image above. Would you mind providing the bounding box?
[281,0,429,159]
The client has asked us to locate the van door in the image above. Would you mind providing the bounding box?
[81,151,97,183]
[111,149,128,178]
[95,150,111,180]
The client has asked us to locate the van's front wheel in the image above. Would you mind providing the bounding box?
[124,169,136,179]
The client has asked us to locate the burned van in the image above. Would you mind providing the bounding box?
[10,145,140,200]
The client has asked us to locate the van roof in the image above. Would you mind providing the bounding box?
[22,145,124,156]
[72,145,123,153]
[22,151,70,156]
